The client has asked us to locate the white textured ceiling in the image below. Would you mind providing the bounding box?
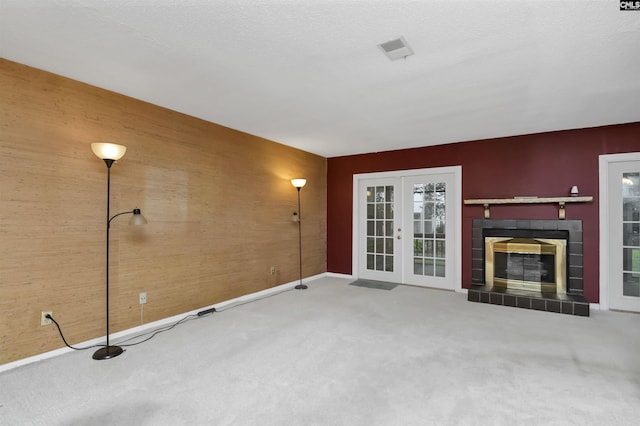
[1,0,639,157]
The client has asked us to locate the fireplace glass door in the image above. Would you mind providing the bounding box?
[484,236,566,294]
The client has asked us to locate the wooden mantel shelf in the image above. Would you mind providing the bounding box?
[464,196,593,219]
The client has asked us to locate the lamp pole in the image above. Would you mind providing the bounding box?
[92,158,123,360]
[91,143,146,360]
[291,179,307,290]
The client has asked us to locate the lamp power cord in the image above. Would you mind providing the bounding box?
[46,312,207,352]
[47,314,102,351]
[47,286,295,352]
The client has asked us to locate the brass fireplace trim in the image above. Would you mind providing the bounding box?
[494,238,557,255]
[485,237,567,294]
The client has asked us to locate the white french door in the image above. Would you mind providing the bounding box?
[601,154,640,312]
[357,178,403,282]
[354,167,461,291]
[402,173,457,289]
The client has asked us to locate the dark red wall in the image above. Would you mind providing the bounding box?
[327,123,640,303]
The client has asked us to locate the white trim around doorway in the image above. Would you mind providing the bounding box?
[598,152,640,311]
[352,166,463,293]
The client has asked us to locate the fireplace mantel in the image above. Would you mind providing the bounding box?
[464,196,593,219]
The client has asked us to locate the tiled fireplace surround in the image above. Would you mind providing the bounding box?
[468,219,590,316]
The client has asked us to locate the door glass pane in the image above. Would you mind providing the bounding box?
[365,185,394,272]
[424,201,433,217]
[622,173,640,297]
[436,259,446,277]
[414,258,423,275]
[622,248,640,272]
[425,240,434,257]
[623,173,640,196]
[623,199,640,221]
[435,218,445,239]
[367,254,374,269]
[424,220,433,237]
[367,204,374,219]
[385,238,394,255]
[623,273,640,297]
[413,181,446,277]
[385,255,393,272]
[424,258,434,276]
[385,221,393,236]
[414,239,423,256]
[623,223,640,246]
[386,203,394,219]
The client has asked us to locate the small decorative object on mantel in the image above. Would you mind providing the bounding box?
[570,185,579,197]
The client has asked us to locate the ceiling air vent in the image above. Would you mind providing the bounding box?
[378,36,414,61]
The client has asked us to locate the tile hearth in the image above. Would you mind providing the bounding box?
[468,285,589,316]
[468,218,589,316]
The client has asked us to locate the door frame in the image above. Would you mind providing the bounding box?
[598,152,640,310]
[352,166,463,293]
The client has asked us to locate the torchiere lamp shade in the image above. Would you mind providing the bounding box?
[291,178,307,189]
[91,143,127,161]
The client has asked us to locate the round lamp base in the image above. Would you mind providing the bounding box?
[92,345,124,360]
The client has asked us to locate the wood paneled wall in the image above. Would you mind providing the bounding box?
[0,59,327,365]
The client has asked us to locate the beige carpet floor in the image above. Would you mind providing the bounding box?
[1,276,639,425]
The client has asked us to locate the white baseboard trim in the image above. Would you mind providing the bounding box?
[0,274,330,374]
[325,272,354,279]
[590,303,601,311]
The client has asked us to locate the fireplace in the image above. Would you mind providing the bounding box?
[486,234,567,294]
[468,219,589,316]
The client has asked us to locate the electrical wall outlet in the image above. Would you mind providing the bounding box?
[270,266,276,275]
[139,292,147,305]
[41,311,53,326]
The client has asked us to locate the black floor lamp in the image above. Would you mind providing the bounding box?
[91,143,147,360]
[291,178,307,290]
